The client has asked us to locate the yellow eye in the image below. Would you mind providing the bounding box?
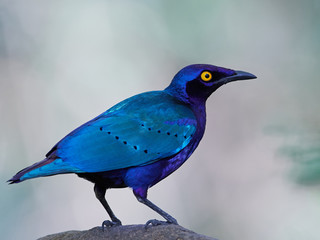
[201,71,212,82]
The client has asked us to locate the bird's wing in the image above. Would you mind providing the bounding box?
[52,92,197,172]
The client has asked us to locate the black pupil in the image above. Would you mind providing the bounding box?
[205,73,210,78]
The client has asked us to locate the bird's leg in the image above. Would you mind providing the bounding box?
[94,184,122,229]
[134,189,178,227]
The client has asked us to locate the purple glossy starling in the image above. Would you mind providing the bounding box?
[9,64,256,227]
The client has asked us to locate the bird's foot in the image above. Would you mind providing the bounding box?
[144,218,178,229]
[101,220,122,231]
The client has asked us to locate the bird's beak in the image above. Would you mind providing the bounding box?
[220,70,257,84]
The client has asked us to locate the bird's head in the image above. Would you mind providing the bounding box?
[165,64,256,104]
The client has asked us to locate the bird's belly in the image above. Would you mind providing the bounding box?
[76,149,189,190]
[77,168,129,188]
[124,141,197,189]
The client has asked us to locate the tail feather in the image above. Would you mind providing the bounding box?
[8,156,84,184]
[8,157,56,184]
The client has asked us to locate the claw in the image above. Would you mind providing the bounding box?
[144,219,178,229]
[145,219,165,228]
[102,220,122,231]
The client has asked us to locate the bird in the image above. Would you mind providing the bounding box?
[8,64,256,228]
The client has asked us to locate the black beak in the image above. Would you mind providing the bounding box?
[221,70,257,84]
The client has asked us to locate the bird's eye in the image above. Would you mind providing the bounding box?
[200,71,212,82]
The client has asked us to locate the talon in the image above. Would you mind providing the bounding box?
[144,219,177,229]
[102,220,122,231]
[145,219,164,229]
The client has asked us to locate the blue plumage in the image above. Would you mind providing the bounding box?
[55,92,196,173]
[9,64,256,227]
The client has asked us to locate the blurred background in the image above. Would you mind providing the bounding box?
[1,0,320,239]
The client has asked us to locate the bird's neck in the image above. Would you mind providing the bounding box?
[164,89,207,137]
[189,99,207,140]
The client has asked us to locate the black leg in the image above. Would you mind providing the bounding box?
[135,195,178,227]
[94,184,122,228]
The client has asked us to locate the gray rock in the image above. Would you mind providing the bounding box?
[38,224,217,240]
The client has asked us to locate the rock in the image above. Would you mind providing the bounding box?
[38,224,217,240]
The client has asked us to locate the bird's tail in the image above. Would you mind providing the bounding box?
[8,157,83,184]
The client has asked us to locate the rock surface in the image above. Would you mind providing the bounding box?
[38,224,217,240]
